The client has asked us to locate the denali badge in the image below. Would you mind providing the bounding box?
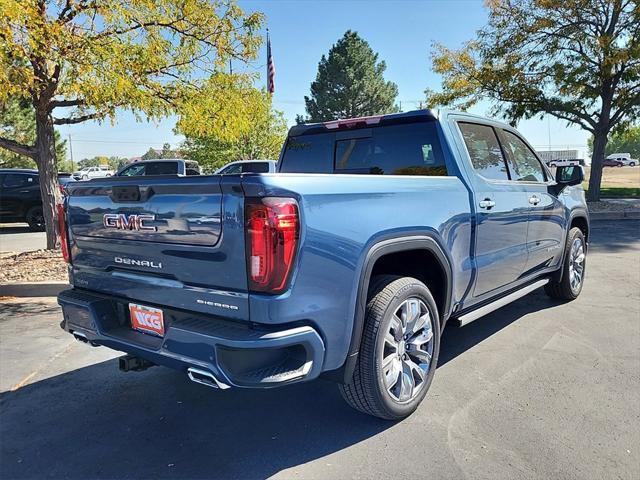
[114,256,163,269]
[103,213,157,231]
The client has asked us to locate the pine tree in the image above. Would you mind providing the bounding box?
[303,31,398,122]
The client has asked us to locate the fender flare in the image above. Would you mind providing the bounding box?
[554,209,590,282]
[340,234,453,383]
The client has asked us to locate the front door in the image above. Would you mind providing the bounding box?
[458,122,530,298]
[498,129,565,274]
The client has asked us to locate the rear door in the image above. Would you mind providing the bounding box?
[0,173,39,217]
[66,175,250,320]
[498,129,565,274]
[457,122,530,298]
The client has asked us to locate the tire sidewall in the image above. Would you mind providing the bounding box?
[371,280,441,419]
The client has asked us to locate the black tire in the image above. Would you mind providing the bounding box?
[545,227,586,300]
[339,275,441,420]
[25,206,45,231]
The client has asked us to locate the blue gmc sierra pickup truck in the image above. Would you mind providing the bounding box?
[57,110,589,420]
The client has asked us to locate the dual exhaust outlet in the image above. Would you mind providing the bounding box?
[118,353,230,389]
[73,330,229,389]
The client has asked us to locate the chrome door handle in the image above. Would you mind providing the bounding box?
[529,195,540,205]
[479,199,496,209]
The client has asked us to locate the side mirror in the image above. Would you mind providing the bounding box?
[553,165,584,193]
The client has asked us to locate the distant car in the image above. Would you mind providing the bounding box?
[73,165,114,180]
[617,158,637,167]
[603,158,624,167]
[0,169,75,231]
[606,153,636,166]
[116,159,201,177]
[548,158,585,168]
[215,160,277,174]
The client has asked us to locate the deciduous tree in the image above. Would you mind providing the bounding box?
[589,124,640,158]
[0,0,263,247]
[426,0,639,201]
[181,90,287,172]
[0,96,66,169]
[303,31,398,122]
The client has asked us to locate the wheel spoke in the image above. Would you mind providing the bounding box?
[408,346,432,366]
[390,314,403,335]
[405,358,426,385]
[382,352,396,369]
[403,299,420,328]
[408,311,429,335]
[398,363,415,401]
[383,357,402,390]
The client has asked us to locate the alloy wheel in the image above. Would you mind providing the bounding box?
[380,297,434,403]
[569,237,585,292]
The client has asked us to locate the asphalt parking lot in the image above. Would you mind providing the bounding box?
[0,224,45,253]
[1,220,639,480]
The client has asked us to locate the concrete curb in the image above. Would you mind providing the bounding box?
[589,210,640,221]
[0,282,68,297]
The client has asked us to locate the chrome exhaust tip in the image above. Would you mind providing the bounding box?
[187,367,230,390]
[72,331,88,343]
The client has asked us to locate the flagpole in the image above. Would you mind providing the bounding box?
[266,27,275,95]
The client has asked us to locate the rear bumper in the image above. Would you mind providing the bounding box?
[58,288,325,389]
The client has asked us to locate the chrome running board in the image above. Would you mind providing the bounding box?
[457,279,549,327]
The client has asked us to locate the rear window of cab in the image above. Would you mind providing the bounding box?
[280,122,448,176]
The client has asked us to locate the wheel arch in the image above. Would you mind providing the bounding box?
[339,234,453,384]
[554,209,589,283]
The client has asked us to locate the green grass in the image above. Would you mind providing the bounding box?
[582,184,640,198]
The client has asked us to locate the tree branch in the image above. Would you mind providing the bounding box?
[53,113,100,125]
[50,98,84,108]
[0,136,37,158]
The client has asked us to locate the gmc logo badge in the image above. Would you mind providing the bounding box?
[103,213,157,231]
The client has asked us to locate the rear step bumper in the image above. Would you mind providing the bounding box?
[58,288,325,389]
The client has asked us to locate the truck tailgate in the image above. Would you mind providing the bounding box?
[65,176,249,320]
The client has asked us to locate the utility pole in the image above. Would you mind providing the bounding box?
[68,134,74,171]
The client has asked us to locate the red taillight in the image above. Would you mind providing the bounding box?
[245,197,299,293]
[57,203,70,263]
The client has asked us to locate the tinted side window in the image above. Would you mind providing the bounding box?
[501,131,546,182]
[242,162,270,173]
[459,123,509,181]
[3,174,37,188]
[185,162,200,175]
[220,164,242,174]
[145,162,178,175]
[120,164,145,176]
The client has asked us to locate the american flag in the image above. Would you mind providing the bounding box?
[266,30,275,94]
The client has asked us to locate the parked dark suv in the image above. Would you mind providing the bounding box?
[0,168,75,231]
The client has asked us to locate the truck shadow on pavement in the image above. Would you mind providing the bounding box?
[0,290,564,480]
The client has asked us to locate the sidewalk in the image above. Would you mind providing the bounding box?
[588,198,640,221]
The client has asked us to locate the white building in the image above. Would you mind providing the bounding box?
[537,150,580,163]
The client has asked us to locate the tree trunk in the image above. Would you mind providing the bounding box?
[34,110,61,249]
[586,129,608,203]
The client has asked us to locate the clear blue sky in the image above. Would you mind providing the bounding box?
[57,0,590,161]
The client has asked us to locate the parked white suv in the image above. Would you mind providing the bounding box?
[73,166,115,180]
